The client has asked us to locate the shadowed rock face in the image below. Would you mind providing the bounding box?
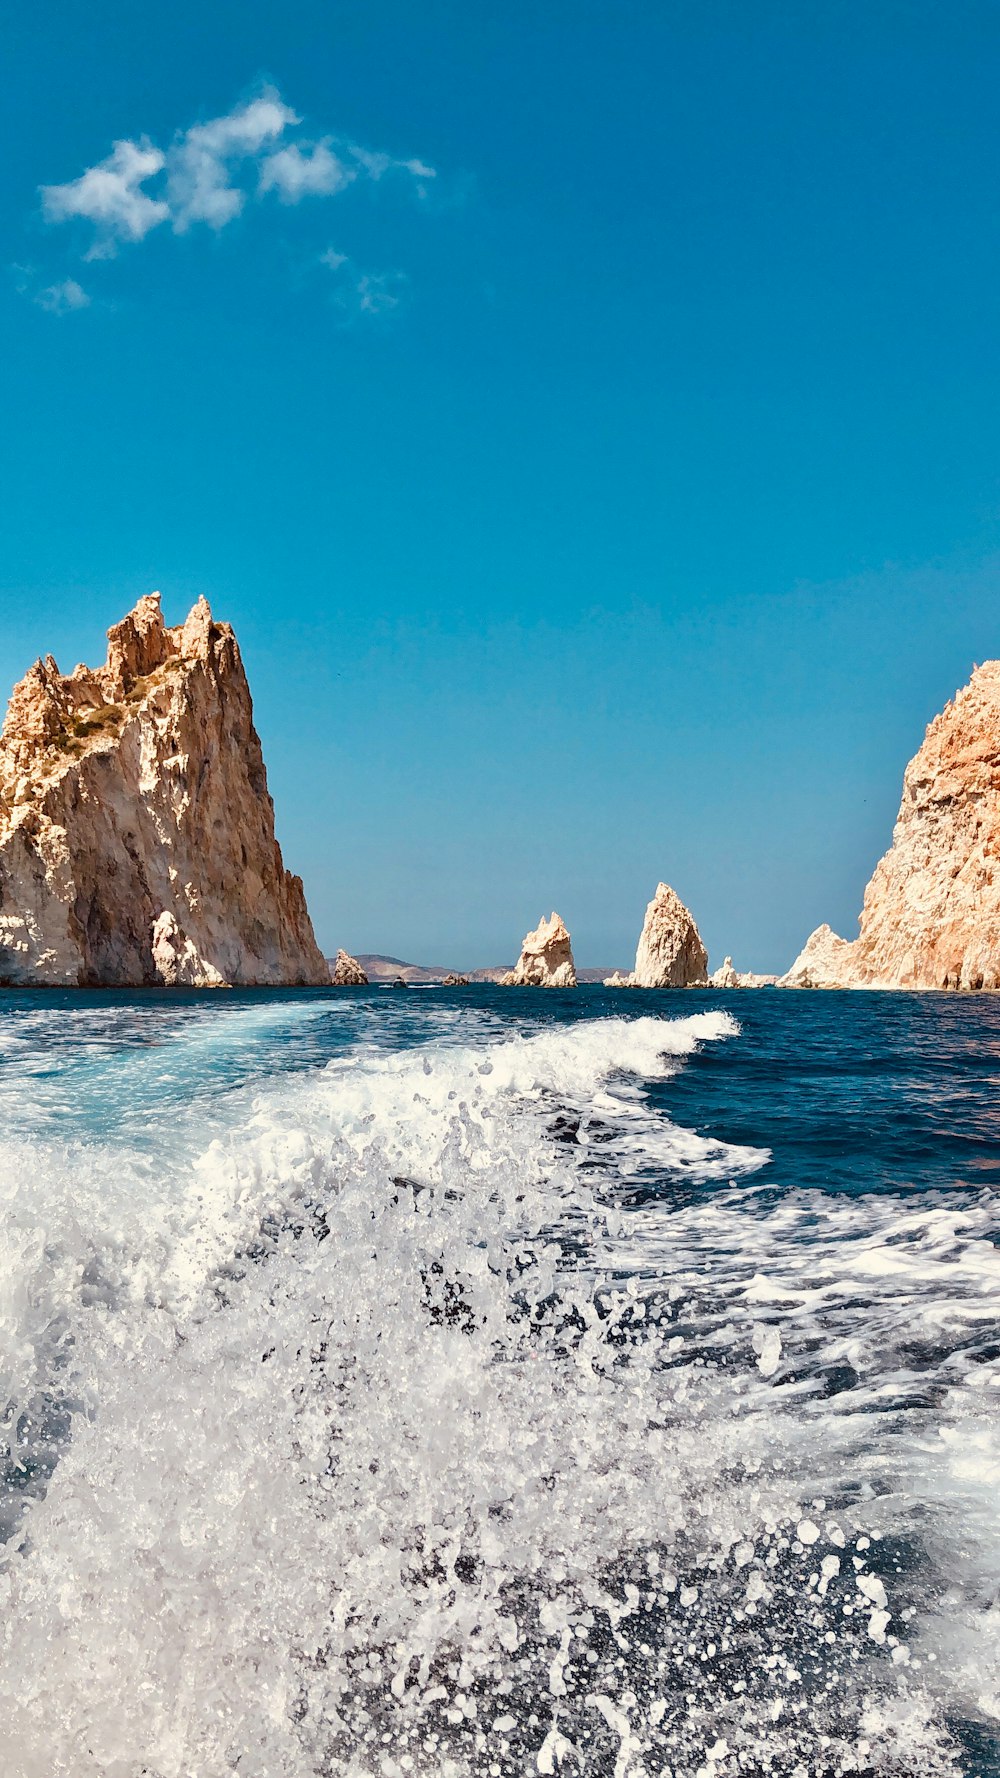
[0,593,328,987]
[785,660,1000,990]
[502,912,577,987]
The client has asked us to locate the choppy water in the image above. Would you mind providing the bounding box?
[0,984,998,1777]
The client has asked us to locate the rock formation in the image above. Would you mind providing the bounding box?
[330,949,368,985]
[605,882,707,987]
[780,925,859,990]
[441,973,469,986]
[709,956,741,989]
[502,912,577,987]
[784,660,1000,990]
[0,592,328,987]
[709,956,778,989]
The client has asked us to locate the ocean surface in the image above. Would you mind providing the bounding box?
[0,985,998,1778]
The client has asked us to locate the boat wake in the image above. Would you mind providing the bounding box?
[0,1003,996,1776]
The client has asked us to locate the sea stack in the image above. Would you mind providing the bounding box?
[784,660,1000,990]
[607,881,707,988]
[502,912,577,987]
[0,593,328,987]
[331,950,369,985]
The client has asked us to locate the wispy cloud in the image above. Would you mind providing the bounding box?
[11,264,92,314]
[38,86,434,263]
[36,277,90,314]
[321,247,407,318]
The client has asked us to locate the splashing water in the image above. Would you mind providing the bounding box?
[0,987,997,1777]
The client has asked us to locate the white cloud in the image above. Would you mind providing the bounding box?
[41,138,168,256]
[36,88,436,298]
[259,140,354,203]
[36,278,90,314]
[168,90,299,230]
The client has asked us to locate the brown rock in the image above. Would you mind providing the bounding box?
[0,593,328,987]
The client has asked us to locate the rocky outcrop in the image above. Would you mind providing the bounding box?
[0,593,328,987]
[501,912,577,987]
[634,883,708,986]
[441,973,469,986]
[330,949,368,985]
[606,882,707,988]
[709,955,778,989]
[780,924,858,989]
[784,660,1000,990]
[709,956,741,989]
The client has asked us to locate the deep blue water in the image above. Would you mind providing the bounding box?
[0,985,997,1776]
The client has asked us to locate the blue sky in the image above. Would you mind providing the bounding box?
[2,1,1000,970]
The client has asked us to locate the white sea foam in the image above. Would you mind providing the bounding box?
[0,1002,992,1775]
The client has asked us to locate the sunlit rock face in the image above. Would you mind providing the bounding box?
[0,593,328,987]
[784,661,1000,990]
[502,912,577,987]
[330,950,368,985]
[630,882,708,988]
[780,924,859,990]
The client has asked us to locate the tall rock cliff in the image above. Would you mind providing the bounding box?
[502,912,577,987]
[784,660,1000,990]
[0,593,328,987]
[607,882,707,988]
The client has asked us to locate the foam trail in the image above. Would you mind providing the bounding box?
[0,1003,986,1776]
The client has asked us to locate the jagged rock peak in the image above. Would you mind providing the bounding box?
[780,924,858,990]
[630,881,708,988]
[331,949,369,985]
[783,659,1000,991]
[502,912,577,987]
[0,593,329,988]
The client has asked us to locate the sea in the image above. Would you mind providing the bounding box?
[0,984,998,1778]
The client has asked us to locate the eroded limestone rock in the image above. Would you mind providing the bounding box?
[709,955,778,989]
[502,912,577,987]
[783,660,1000,990]
[331,950,369,985]
[0,592,328,987]
[628,882,708,987]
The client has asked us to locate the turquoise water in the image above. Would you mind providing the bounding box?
[0,986,997,1776]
